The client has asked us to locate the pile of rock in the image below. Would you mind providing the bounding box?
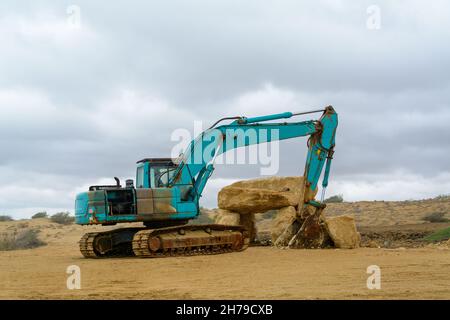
[215,176,360,249]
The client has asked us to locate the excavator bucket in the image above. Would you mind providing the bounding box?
[288,207,331,248]
[274,205,331,249]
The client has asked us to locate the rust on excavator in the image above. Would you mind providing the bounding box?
[79,224,249,259]
[133,224,249,258]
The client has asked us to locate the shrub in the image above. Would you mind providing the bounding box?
[32,211,48,219]
[17,222,29,229]
[324,194,344,204]
[0,229,46,251]
[50,212,75,225]
[433,194,450,201]
[422,212,449,223]
[424,227,450,242]
[0,215,14,222]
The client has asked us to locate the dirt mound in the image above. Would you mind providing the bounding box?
[358,223,450,248]
[323,197,450,227]
[361,231,427,248]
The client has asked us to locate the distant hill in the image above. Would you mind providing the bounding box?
[202,196,450,228]
[324,196,450,227]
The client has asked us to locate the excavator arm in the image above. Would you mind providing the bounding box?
[170,106,338,210]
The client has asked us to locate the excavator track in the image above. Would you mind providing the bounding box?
[132,224,249,258]
[79,232,99,258]
[79,227,146,258]
[79,224,249,258]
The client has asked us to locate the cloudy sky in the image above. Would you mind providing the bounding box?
[1,1,449,218]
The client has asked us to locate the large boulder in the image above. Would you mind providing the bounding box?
[218,176,305,214]
[227,176,304,204]
[239,213,257,243]
[215,209,240,226]
[324,215,361,249]
[270,206,297,243]
[215,209,257,242]
[218,188,292,213]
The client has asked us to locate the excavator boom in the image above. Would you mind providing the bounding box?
[170,106,337,206]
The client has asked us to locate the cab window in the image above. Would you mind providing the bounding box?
[152,166,176,187]
[136,166,144,188]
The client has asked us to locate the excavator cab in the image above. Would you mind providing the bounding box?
[136,158,178,188]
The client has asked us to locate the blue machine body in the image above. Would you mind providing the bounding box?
[75,106,338,226]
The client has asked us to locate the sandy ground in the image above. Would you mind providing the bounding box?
[1,219,449,299]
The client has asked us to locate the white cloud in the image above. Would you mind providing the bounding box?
[93,88,197,141]
[0,11,97,48]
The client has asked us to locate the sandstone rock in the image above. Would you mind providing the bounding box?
[215,209,257,242]
[227,176,305,204]
[218,176,306,214]
[215,209,240,226]
[324,215,360,249]
[218,187,293,213]
[367,240,380,248]
[270,206,297,243]
[240,213,257,242]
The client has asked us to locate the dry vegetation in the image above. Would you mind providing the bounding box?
[50,212,75,225]
[0,229,46,251]
[323,196,450,227]
[0,215,14,222]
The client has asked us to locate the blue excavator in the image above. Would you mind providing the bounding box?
[76,106,338,258]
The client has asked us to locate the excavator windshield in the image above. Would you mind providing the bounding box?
[154,166,177,187]
[135,158,178,188]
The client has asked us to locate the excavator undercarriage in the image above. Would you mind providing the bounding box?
[79,224,249,258]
